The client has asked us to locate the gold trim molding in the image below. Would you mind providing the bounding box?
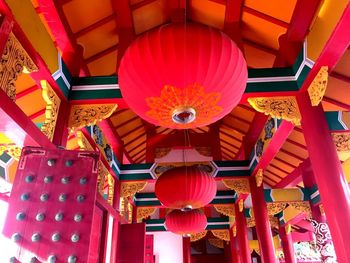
[137,207,156,223]
[213,204,235,217]
[0,32,38,101]
[68,104,117,131]
[41,81,61,141]
[190,231,207,242]
[120,181,147,198]
[255,169,263,187]
[332,132,350,152]
[267,202,287,216]
[248,96,301,125]
[223,178,250,194]
[211,230,230,241]
[308,66,328,106]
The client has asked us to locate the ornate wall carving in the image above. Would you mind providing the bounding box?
[68,104,117,131]
[0,33,38,101]
[308,66,328,106]
[248,96,301,125]
[223,178,250,194]
[76,131,94,150]
[211,229,230,241]
[213,204,235,217]
[120,181,147,197]
[332,132,350,152]
[190,231,207,242]
[137,207,156,223]
[41,81,61,141]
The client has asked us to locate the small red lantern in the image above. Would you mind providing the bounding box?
[118,23,247,129]
[155,166,217,210]
[165,209,207,235]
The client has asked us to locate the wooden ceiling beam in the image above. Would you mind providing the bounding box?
[323,96,350,111]
[243,6,289,29]
[273,164,303,188]
[74,14,115,38]
[85,43,119,64]
[16,85,40,100]
[169,0,187,23]
[131,0,157,11]
[274,0,322,67]
[224,0,244,51]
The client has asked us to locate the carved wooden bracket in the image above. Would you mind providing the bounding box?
[308,66,328,106]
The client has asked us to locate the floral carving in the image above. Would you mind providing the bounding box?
[0,33,38,101]
[269,216,279,228]
[264,118,275,140]
[267,202,287,215]
[76,131,94,150]
[308,66,328,106]
[288,201,311,217]
[208,238,224,249]
[68,104,117,131]
[332,132,350,152]
[248,96,301,125]
[255,169,263,187]
[41,81,61,141]
[211,230,230,241]
[190,231,207,242]
[223,179,250,194]
[213,204,235,217]
[120,181,147,197]
[0,145,22,160]
[255,139,264,157]
[238,199,244,212]
[137,207,156,223]
[246,217,255,228]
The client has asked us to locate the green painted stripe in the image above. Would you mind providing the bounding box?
[0,152,12,163]
[146,226,166,232]
[136,192,156,198]
[216,190,236,196]
[215,160,251,167]
[136,200,161,206]
[264,189,273,202]
[248,67,295,78]
[121,163,153,170]
[147,219,165,224]
[325,112,346,131]
[244,209,251,218]
[119,173,153,180]
[61,58,72,83]
[245,81,299,93]
[69,89,122,100]
[296,66,311,87]
[207,225,229,230]
[216,170,250,177]
[56,77,69,97]
[0,166,5,179]
[292,48,305,74]
[207,217,229,223]
[72,76,118,85]
[210,199,235,205]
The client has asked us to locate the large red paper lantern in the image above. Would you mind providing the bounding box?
[118,23,247,129]
[155,166,217,210]
[165,209,207,235]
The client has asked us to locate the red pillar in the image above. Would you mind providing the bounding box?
[183,236,191,263]
[297,93,350,263]
[229,226,241,263]
[235,203,251,263]
[110,180,121,263]
[250,177,277,263]
[279,225,296,263]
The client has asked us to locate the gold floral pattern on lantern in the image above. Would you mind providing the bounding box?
[248,96,301,125]
[267,202,287,215]
[146,84,223,129]
[190,231,207,242]
[120,181,147,198]
[137,207,156,223]
[223,178,250,194]
[308,66,328,106]
[211,230,230,241]
[213,204,235,217]
[332,132,350,152]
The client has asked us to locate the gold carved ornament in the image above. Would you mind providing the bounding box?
[308,66,328,106]
[97,161,108,194]
[190,231,207,242]
[137,207,156,223]
[211,230,230,242]
[232,225,237,237]
[146,84,223,129]
[213,204,235,217]
[286,224,292,234]
[269,216,279,228]
[223,178,250,194]
[208,238,224,249]
[248,96,301,125]
[238,199,244,212]
[120,181,147,198]
[332,132,350,152]
[288,201,311,218]
[41,81,61,141]
[68,104,117,132]
[255,169,263,187]
[76,130,94,150]
[267,202,287,216]
[107,174,115,206]
[0,145,22,160]
[0,32,38,101]
[246,217,255,228]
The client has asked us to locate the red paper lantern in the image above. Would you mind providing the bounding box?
[118,23,247,129]
[155,166,217,210]
[165,209,207,235]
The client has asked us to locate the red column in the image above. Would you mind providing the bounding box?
[250,177,277,263]
[110,181,121,263]
[279,225,296,263]
[235,203,251,263]
[229,226,241,263]
[183,236,191,263]
[297,93,350,263]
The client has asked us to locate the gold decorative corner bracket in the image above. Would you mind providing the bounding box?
[238,199,244,212]
[76,130,94,150]
[0,32,38,101]
[332,132,350,152]
[223,178,250,194]
[308,66,328,106]
[267,202,287,216]
[211,230,230,241]
[208,238,224,249]
[68,104,117,131]
[190,231,207,242]
[213,204,235,217]
[255,169,263,187]
[120,181,147,198]
[288,201,311,218]
[137,207,156,223]
[248,96,301,125]
[41,81,61,141]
